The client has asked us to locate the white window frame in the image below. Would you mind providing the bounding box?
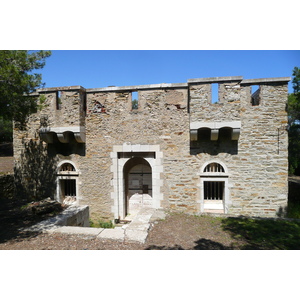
[198,160,230,213]
[56,160,80,205]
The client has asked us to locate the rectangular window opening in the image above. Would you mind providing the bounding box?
[204,181,224,200]
[251,85,260,106]
[56,91,62,110]
[61,179,76,198]
[211,83,219,104]
[83,92,87,115]
[132,91,138,110]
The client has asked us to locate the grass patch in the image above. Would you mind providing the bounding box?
[90,219,114,228]
[221,217,300,249]
[286,201,300,219]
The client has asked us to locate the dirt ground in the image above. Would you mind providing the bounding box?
[2,199,300,250]
[0,207,245,250]
[0,156,14,174]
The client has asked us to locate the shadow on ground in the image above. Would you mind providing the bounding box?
[221,216,300,250]
[146,213,300,250]
[146,239,232,250]
[0,198,63,244]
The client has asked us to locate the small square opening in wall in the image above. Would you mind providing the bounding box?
[211,83,219,104]
[132,91,138,110]
[251,85,260,106]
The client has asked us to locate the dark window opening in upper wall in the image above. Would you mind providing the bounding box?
[132,91,138,110]
[211,83,219,104]
[56,91,62,110]
[251,85,260,106]
[83,93,87,115]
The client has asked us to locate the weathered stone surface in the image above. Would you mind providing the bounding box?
[13,76,290,220]
[52,226,104,236]
[25,205,89,232]
[125,229,149,243]
[98,227,125,241]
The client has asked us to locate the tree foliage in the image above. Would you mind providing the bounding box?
[0,50,51,126]
[0,117,12,142]
[288,66,300,175]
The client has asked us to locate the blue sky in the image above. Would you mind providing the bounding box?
[40,50,299,93]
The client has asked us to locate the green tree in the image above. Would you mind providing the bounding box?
[288,67,300,175]
[0,50,51,127]
[0,117,12,142]
[132,99,138,110]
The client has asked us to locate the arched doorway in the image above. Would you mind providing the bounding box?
[123,157,152,217]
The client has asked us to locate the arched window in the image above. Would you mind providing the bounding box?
[200,161,229,214]
[57,161,78,204]
[204,163,224,173]
[59,163,76,172]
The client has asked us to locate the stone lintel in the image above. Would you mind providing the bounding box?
[86,83,188,93]
[188,76,243,84]
[240,77,291,85]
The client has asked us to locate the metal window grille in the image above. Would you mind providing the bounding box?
[60,163,75,172]
[204,181,224,200]
[62,179,76,197]
[204,163,224,173]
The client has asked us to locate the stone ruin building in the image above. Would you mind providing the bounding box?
[13,76,291,222]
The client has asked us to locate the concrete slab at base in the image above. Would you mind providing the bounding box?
[52,226,104,236]
[125,229,149,243]
[23,205,90,232]
[126,222,150,231]
[98,227,125,241]
[150,209,166,222]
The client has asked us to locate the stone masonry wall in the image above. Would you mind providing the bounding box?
[79,87,194,220]
[13,87,86,202]
[13,77,289,220]
[189,79,288,216]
